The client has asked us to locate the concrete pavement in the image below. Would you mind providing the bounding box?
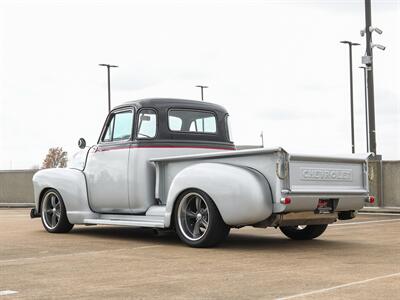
[1,209,400,299]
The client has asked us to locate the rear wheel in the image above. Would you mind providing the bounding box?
[41,189,74,233]
[280,224,328,240]
[174,189,230,247]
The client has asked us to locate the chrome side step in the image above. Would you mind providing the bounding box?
[83,215,165,228]
[84,205,166,228]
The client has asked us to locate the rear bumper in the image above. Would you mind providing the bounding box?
[277,193,368,213]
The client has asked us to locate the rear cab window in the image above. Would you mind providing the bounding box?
[168,109,217,134]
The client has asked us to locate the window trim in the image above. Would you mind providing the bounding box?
[99,108,135,144]
[225,114,233,142]
[167,108,218,135]
[136,108,158,140]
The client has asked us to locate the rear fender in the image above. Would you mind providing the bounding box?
[32,168,97,223]
[164,163,273,227]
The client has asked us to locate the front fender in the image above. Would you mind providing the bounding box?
[32,168,97,223]
[164,163,273,227]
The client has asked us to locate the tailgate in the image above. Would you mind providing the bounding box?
[287,154,369,195]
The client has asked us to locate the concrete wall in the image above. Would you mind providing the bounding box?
[0,170,37,205]
[0,161,399,208]
[382,161,400,207]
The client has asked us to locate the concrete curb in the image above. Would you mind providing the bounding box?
[360,206,400,214]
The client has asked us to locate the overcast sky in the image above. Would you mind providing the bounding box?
[0,0,399,169]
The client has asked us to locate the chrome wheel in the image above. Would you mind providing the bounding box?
[177,192,209,241]
[42,191,61,229]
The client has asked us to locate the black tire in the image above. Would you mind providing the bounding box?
[280,224,328,240]
[174,189,230,248]
[40,189,74,233]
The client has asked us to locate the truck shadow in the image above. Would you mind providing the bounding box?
[221,232,354,251]
[71,226,356,251]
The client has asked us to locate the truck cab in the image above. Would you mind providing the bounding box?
[84,98,235,215]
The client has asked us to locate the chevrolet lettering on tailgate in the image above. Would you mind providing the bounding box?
[301,168,353,182]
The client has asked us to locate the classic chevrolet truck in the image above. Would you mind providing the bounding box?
[31,98,373,247]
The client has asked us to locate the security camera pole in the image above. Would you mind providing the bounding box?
[196,85,208,101]
[359,66,370,152]
[362,0,385,156]
[364,0,376,155]
[340,41,359,154]
[99,64,118,112]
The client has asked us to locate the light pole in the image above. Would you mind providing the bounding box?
[195,85,208,101]
[359,66,370,152]
[260,131,264,148]
[340,41,360,154]
[99,64,118,112]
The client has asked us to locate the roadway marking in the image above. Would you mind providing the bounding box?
[275,271,400,300]
[0,290,18,296]
[332,219,400,226]
[0,245,164,266]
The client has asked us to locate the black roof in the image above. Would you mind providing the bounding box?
[115,98,228,114]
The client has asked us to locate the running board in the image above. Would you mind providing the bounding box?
[83,216,165,228]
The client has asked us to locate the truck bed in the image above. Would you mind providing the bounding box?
[151,147,370,214]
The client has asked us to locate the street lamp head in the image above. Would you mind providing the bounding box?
[99,64,119,68]
[369,26,383,35]
[196,85,208,89]
[340,41,360,46]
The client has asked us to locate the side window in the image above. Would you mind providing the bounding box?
[102,110,133,142]
[137,109,157,139]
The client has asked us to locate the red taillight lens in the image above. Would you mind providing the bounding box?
[317,199,329,208]
[280,197,291,205]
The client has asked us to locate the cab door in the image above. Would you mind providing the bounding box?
[85,108,134,214]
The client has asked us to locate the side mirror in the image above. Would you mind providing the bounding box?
[78,138,87,149]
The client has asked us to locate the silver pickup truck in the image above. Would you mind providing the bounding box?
[31,98,373,247]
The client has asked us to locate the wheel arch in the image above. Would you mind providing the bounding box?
[37,187,52,213]
[32,168,94,224]
[164,162,273,227]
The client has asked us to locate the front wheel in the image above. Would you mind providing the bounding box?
[41,189,74,233]
[280,224,328,240]
[174,189,230,248]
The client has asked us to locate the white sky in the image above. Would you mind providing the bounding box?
[0,0,399,169]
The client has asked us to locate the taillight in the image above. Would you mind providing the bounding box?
[317,199,329,208]
[366,195,375,204]
[280,197,291,205]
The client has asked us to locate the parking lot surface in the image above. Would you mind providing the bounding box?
[1,209,400,299]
